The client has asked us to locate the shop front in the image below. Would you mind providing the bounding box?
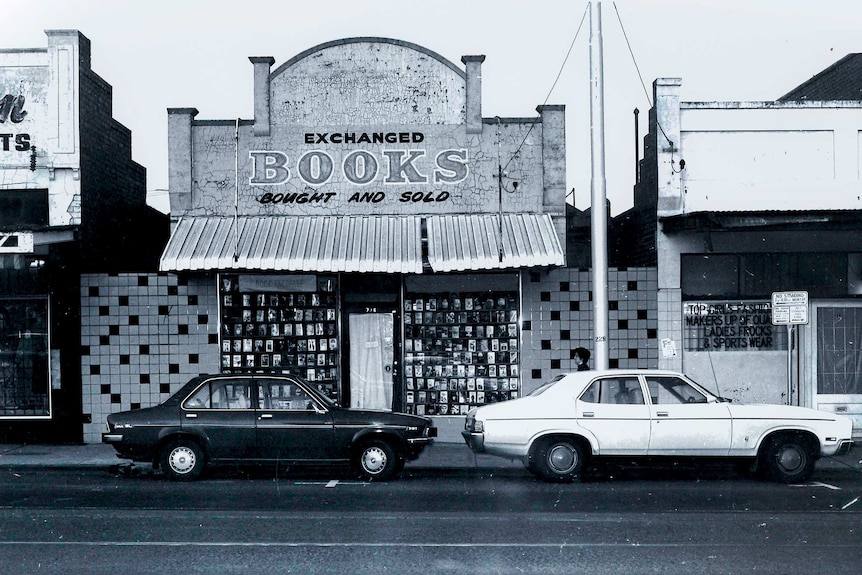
[159,38,566,427]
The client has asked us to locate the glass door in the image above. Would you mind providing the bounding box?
[347,312,395,411]
[811,303,862,432]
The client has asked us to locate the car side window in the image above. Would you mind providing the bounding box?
[260,379,316,411]
[646,377,707,405]
[184,379,252,409]
[579,378,644,405]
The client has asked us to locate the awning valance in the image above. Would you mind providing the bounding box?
[159,213,564,274]
[425,214,565,272]
[160,216,423,273]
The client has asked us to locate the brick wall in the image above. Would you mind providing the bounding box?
[80,273,219,442]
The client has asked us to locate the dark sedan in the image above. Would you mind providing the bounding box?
[103,374,436,481]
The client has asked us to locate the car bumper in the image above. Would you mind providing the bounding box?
[462,431,485,453]
[835,439,854,456]
[102,433,124,444]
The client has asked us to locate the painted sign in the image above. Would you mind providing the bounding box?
[187,122,543,217]
[0,94,33,152]
[683,301,787,352]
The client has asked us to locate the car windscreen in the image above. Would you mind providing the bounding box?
[527,374,566,397]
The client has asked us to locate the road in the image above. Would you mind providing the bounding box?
[1,463,859,574]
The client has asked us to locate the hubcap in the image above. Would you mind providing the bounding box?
[548,444,577,474]
[169,446,196,474]
[361,447,387,475]
[777,445,804,473]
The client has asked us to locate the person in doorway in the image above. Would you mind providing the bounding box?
[574,347,591,371]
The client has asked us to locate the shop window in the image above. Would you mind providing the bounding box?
[219,274,339,401]
[0,296,50,418]
[683,252,857,299]
[403,292,520,416]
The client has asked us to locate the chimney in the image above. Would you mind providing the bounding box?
[249,57,275,136]
[461,55,485,134]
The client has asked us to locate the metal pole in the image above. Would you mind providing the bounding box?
[589,1,610,369]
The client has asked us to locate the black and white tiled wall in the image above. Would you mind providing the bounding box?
[519,267,658,393]
[80,273,219,442]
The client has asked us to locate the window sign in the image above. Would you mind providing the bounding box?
[683,301,787,352]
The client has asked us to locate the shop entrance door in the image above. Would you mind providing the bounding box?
[810,303,862,434]
[347,312,395,411]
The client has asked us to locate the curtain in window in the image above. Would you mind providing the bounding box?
[817,307,862,395]
[349,313,393,410]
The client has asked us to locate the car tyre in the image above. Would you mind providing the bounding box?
[533,437,586,482]
[355,440,398,482]
[161,439,205,482]
[761,435,816,484]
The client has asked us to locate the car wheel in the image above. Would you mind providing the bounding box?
[161,439,205,481]
[356,440,398,481]
[534,437,586,482]
[761,435,816,484]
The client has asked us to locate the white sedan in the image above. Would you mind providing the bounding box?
[462,369,854,483]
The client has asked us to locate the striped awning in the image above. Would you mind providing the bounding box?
[160,213,565,274]
[160,216,423,273]
[426,213,564,272]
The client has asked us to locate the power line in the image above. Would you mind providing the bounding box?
[501,3,590,174]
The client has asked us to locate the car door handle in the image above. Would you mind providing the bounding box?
[657,411,669,417]
[185,413,197,418]
[259,413,273,419]
[582,412,594,417]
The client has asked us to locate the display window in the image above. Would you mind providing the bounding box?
[219,274,339,400]
[404,274,520,416]
[0,296,50,418]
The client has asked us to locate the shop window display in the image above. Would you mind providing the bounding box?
[404,293,520,416]
[219,275,339,400]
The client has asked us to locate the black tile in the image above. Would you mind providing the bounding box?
[531,368,543,379]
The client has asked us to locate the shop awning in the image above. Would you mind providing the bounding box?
[160,213,565,274]
[425,213,565,272]
[160,216,424,273]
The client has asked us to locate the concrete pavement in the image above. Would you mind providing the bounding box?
[1,441,860,476]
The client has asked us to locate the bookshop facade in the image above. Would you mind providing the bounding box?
[160,38,567,419]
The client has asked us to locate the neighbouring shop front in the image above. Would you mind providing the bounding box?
[158,38,566,423]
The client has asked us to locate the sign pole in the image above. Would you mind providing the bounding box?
[771,291,808,406]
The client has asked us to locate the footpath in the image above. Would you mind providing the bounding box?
[0,442,860,476]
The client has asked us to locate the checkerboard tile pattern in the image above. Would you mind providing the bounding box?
[80,273,219,442]
[519,268,658,394]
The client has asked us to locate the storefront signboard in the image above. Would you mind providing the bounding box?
[683,301,787,352]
